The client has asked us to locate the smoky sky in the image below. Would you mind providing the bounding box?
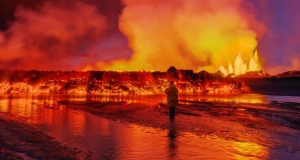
[0,0,123,31]
[0,0,299,74]
[0,0,132,70]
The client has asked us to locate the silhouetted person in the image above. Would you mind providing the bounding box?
[165,81,178,120]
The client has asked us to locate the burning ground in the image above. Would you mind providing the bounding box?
[0,68,248,95]
[0,67,299,96]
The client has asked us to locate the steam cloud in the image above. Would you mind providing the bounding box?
[90,0,265,72]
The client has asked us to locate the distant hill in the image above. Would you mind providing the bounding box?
[275,70,300,78]
[241,70,300,96]
[237,70,271,79]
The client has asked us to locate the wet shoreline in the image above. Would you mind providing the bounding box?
[0,94,300,159]
[0,112,91,160]
[59,100,300,151]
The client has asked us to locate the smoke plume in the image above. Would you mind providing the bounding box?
[0,1,109,70]
[90,0,265,72]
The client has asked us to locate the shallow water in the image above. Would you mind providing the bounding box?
[0,94,299,159]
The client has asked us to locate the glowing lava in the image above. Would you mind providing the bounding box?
[0,70,246,95]
[219,50,262,76]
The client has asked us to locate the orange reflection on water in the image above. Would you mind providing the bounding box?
[0,94,289,159]
[67,109,87,136]
[0,95,38,117]
[0,99,9,112]
[116,124,170,160]
[231,141,269,160]
[115,120,271,160]
[180,94,267,104]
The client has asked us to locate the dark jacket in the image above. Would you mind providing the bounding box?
[164,84,178,107]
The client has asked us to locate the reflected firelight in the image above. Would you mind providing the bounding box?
[0,94,287,159]
[231,141,269,160]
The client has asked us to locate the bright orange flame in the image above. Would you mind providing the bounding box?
[219,50,262,76]
[86,0,265,73]
[0,77,243,95]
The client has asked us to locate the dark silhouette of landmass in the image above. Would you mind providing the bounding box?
[236,70,300,96]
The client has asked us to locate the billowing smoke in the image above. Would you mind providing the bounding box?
[89,0,265,72]
[0,0,128,70]
[1,0,299,74]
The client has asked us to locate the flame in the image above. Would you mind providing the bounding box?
[87,0,265,73]
[0,80,242,95]
[219,50,262,76]
[0,70,246,95]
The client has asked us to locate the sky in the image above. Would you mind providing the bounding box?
[0,0,299,74]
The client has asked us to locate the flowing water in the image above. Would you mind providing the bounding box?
[0,94,299,159]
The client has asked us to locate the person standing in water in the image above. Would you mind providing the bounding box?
[165,81,179,120]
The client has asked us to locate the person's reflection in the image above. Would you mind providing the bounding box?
[7,94,13,113]
[168,120,178,159]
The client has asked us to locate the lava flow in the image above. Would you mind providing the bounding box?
[0,67,249,95]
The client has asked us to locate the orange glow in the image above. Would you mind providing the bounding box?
[0,79,243,95]
[231,141,269,160]
[68,111,86,136]
[87,0,265,73]
[0,69,247,95]
[0,1,107,70]
[291,57,300,70]
[220,50,262,76]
